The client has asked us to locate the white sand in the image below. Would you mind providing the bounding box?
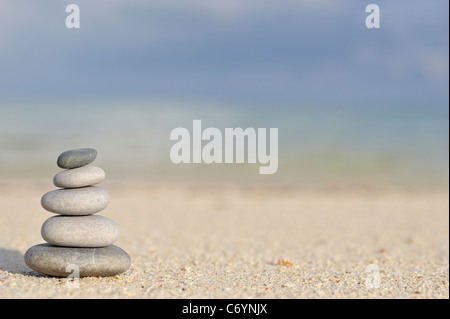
[0,180,448,298]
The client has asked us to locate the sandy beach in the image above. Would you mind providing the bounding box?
[0,180,448,299]
[0,0,448,303]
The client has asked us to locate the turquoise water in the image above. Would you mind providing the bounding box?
[0,99,448,186]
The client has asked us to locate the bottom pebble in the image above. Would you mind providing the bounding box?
[24,243,131,277]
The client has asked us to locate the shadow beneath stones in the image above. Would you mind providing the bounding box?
[0,247,43,277]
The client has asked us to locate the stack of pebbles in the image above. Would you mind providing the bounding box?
[25,148,131,277]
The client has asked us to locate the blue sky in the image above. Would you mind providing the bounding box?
[0,0,448,103]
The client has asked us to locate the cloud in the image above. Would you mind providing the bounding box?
[0,1,448,101]
[419,49,450,83]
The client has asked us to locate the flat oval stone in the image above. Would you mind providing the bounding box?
[53,166,105,189]
[41,215,119,247]
[57,148,97,169]
[41,186,110,215]
[24,244,131,277]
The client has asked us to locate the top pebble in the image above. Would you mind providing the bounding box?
[57,148,98,169]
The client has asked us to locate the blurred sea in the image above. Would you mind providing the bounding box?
[0,98,448,187]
